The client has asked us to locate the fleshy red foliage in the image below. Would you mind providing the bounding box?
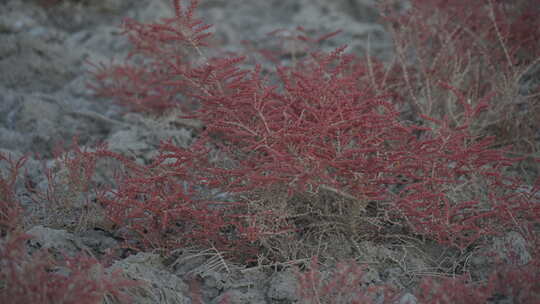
[416,258,540,304]
[0,233,136,304]
[388,85,539,247]
[415,274,492,304]
[0,153,26,236]
[89,0,216,113]
[380,0,540,94]
[382,0,540,65]
[36,139,104,208]
[415,229,540,303]
[0,148,139,303]
[379,0,540,152]
[192,48,412,203]
[385,0,540,66]
[295,257,396,304]
[89,0,540,253]
[96,137,264,258]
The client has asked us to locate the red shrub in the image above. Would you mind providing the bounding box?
[89,0,217,113]
[90,0,540,252]
[295,257,396,304]
[38,139,103,208]
[388,84,540,248]
[416,259,540,304]
[379,0,540,151]
[0,233,136,304]
[415,275,492,304]
[96,137,264,258]
[0,153,26,236]
[0,146,137,303]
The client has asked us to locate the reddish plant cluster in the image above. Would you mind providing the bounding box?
[377,0,540,246]
[388,92,539,247]
[36,140,104,210]
[380,0,540,150]
[382,0,540,68]
[3,0,539,302]
[295,257,396,304]
[87,1,540,302]
[91,0,539,252]
[416,255,540,303]
[16,137,260,258]
[89,0,216,113]
[295,248,540,304]
[96,138,264,257]
[0,151,137,304]
[0,153,26,236]
[0,234,135,304]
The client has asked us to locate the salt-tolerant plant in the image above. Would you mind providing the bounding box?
[379,0,540,153]
[415,254,540,304]
[295,257,396,304]
[12,0,540,301]
[0,150,141,303]
[91,0,540,251]
[24,139,139,233]
[0,153,26,236]
[88,0,540,301]
[0,233,136,304]
[96,137,267,258]
[89,0,217,114]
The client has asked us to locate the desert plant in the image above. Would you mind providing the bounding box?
[295,257,396,304]
[0,153,27,236]
[89,0,540,255]
[379,0,540,154]
[416,256,540,304]
[0,233,136,304]
[96,137,266,258]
